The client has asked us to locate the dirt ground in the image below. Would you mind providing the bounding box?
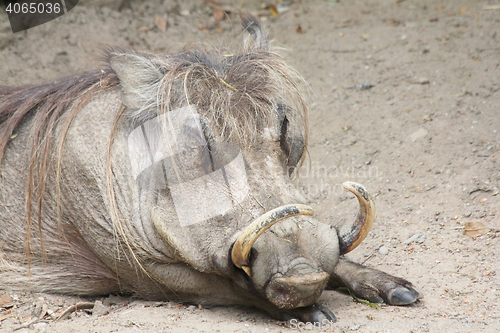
[1,0,499,332]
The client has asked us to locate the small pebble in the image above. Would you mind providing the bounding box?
[415,77,430,85]
[33,322,48,331]
[410,128,428,141]
[92,300,110,317]
[403,233,421,244]
[359,82,374,90]
[379,246,389,255]
[415,235,426,244]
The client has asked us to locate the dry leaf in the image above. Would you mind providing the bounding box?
[483,5,500,10]
[154,14,168,32]
[0,293,11,307]
[464,222,490,238]
[385,18,403,26]
[268,5,278,16]
[213,9,225,21]
[204,0,235,13]
[296,25,303,34]
[342,125,352,132]
[34,302,49,319]
[138,25,153,32]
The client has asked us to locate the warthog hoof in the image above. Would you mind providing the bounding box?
[386,285,423,306]
[329,258,423,306]
[348,270,422,306]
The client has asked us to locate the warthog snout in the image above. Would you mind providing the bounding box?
[230,182,376,309]
[266,272,329,309]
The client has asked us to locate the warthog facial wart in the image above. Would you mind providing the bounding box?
[0,13,422,324]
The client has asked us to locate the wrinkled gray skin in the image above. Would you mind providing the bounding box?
[0,20,421,324]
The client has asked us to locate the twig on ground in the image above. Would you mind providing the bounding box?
[56,301,95,322]
[14,319,50,331]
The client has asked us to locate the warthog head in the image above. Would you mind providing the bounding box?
[116,14,375,310]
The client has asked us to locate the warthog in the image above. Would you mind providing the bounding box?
[0,14,421,323]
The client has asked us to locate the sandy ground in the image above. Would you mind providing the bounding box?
[1,0,499,332]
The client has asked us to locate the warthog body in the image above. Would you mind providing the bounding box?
[0,15,421,322]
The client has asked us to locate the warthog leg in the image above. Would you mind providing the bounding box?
[328,257,423,305]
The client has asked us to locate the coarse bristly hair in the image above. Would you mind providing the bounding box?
[105,13,308,147]
[0,13,308,271]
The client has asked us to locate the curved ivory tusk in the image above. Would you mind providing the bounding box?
[231,204,314,276]
[338,181,375,254]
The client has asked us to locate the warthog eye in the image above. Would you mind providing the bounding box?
[247,248,258,266]
[277,104,306,177]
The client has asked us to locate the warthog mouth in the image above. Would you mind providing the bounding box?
[266,271,330,309]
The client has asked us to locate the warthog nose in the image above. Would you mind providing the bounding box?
[266,272,329,309]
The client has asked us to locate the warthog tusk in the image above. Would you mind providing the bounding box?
[232,204,314,276]
[338,181,375,254]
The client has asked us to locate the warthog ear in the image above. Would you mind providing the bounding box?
[108,51,164,117]
[240,12,268,50]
